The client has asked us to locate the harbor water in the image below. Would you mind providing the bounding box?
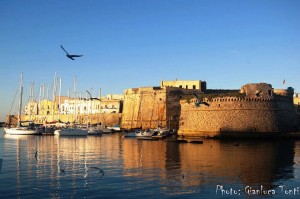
[1,128,300,198]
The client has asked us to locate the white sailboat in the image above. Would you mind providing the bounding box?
[4,73,39,135]
[54,76,87,136]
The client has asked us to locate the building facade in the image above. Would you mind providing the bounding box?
[160,80,207,92]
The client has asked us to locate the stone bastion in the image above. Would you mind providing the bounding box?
[178,85,297,138]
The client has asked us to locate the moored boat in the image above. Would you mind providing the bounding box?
[97,125,113,134]
[151,128,174,139]
[4,127,39,135]
[107,125,121,132]
[124,128,155,138]
[123,129,143,137]
[54,128,88,136]
[4,73,39,135]
[87,127,102,135]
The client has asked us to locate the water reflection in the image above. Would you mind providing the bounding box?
[122,138,296,196]
[0,131,298,198]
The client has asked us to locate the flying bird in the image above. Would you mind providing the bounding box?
[86,90,100,100]
[60,45,83,60]
[193,92,210,107]
[90,166,105,178]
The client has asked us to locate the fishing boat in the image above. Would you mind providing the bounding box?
[4,73,39,135]
[97,125,113,134]
[123,128,154,138]
[123,129,143,137]
[107,125,121,132]
[54,127,88,136]
[151,128,173,139]
[87,128,102,135]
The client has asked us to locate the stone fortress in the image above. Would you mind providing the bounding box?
[7,79,299,138]
[121,80,298,138]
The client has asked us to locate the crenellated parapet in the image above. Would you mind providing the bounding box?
[189,95,292,103]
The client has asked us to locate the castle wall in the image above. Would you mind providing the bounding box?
[121,87,186,130]
[121,87,168,129]
[178,97,297,137]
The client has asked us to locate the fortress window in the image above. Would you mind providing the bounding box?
[193,85,196,89]
[179,85,182,88]
[186,85,188,89]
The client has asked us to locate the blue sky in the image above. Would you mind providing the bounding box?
[0,0,299,121]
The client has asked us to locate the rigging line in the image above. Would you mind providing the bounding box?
[8,87,19,116]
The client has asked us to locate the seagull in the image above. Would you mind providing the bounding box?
[86,90,99,101]
[60,45,83,60]
[89,166,105,178]
[193,92,210,107]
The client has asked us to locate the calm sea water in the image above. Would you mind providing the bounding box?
[1,128,300,198]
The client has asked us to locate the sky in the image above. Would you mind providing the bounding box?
[0,0,299,121]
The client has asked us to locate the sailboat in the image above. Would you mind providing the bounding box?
[54,76,87,136]
[4,73,40,135]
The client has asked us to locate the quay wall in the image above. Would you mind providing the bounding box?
[6,113,121,127]
[178,96,297,137]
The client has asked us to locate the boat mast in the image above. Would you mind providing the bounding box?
[86,91,89,128]
[139,92,143,129]
[17,73,23,127]
[74,76,77,124]
[52,72,57,122]
[58,78,62,122]
[38,83,42,117]
[67,88,70,123]
[98,88,101,124]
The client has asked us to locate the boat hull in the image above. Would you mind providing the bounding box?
[124,129,153,137]
[4,127,40,135]
[54,128,88,136]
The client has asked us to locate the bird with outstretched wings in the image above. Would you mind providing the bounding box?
[86,90,100,100]
[193,92,210,107]
[61,45,83,60]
